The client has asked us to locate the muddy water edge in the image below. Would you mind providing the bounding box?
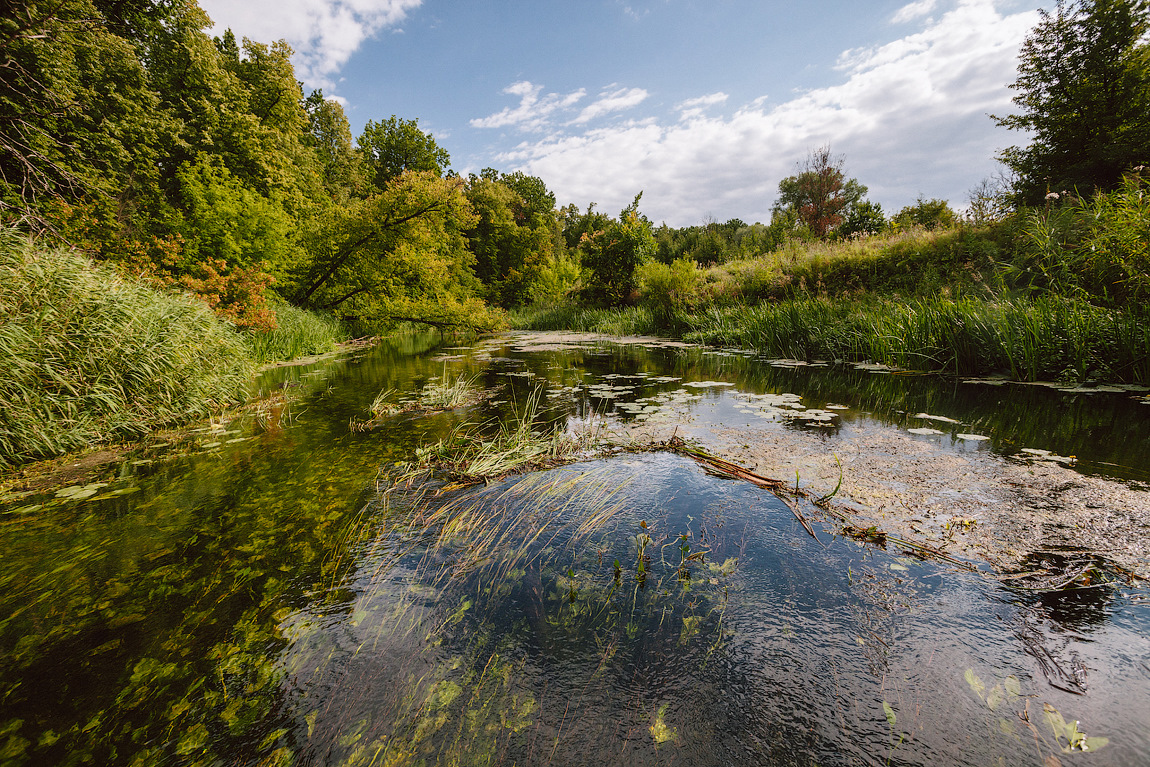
[1,330,1148,766]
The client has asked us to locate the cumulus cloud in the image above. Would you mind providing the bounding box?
[677,92,730,120]
[488,0,1037,225]
[572,86,650,124]
[468,82,587,131]
[198,0,421,89]
[892,0,938,24]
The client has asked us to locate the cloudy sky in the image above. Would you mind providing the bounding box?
[198,0,1050,226]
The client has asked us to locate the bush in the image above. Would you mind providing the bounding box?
[638,258,701,327]
[0,230,254,465]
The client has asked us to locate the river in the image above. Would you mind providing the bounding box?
[2,331,1148,766]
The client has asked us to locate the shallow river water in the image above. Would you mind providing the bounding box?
[2,331,1149,766]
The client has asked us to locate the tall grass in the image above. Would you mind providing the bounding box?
[0,230,254,466]
[243,303,344,363]
[685,295,1150,382]
[508,303,659,336]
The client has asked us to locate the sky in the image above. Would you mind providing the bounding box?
[197,0,1052,227]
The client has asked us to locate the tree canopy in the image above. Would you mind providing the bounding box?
[995,0,1150,203]
[770,147,871,239]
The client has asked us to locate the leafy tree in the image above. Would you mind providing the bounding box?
[358,116,450,191]
[578,193,655,305]
[560,202,611,250]
[891,197,958,231]
[291,171,489,329]
[994,0,1150,204]
[771,147,868,239]
[836,201,887,239]
[0,0,170,228]
[303,89,361,195]
[464,175,554,308]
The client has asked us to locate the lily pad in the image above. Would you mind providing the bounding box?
[907,427,943,436]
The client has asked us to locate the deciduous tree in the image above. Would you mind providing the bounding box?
[994,0,1150,203]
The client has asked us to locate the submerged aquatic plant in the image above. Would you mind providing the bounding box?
[401,387,604,482]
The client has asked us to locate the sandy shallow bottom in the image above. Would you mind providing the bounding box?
[610,411,1150,581]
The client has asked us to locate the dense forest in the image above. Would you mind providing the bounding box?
[1,0,1149,465]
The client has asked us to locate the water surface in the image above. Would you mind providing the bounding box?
[2,332,1147,766]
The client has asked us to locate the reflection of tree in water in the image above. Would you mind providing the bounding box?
[1004,551,1122,697]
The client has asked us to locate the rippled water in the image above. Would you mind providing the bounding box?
[2,332,1148,766]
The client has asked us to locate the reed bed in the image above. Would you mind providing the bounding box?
[0,230,253,466]
[243,303,344,363]
[685,295,1150,382]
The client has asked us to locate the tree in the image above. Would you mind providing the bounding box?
[358,116,450,191]
[578,193,655,305]
[464,175,554,308]
[771,147,868,239]
[836,200,886,239]
[891,197,958,231]
[303,90,361,195]
[291,171,488,328]
[994,0,1150,204]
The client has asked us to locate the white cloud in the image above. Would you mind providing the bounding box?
[489,0,1038,225]
[572,86,650,124]
[892,0,938,24]
[471,82,649,132]
[198,0,421,90]
[676,92,729,120]
[468,82,587,132]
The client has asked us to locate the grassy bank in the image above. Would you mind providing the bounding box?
[511,198,1150,384]
[0,231,344,467]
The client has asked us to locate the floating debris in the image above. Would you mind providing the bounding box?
[913,413,960,424]
[682,380,736,388]
[955,434,989,442]
[907,428,943,436]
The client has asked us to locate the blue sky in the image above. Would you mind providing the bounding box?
[199,0,1050,226]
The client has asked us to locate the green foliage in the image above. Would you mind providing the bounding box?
[303,90,362,194]
[771,147,870,239]
[578,194,656,305]
[891,197,959,231]
[464,175,555,307]
[686,294,1150,382]
[529,249,582,303]
[1011,172,1150,305]
[836,200,887,239]
[293,171,496,330]
[175,156,302,276]
[638,258,702,327]
[653,218,774,265]
[0,230,253,465]
[358,115,451,190]
[995,0,1150,203]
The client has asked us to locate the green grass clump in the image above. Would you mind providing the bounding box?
[0,230,254,466]
[243,303,344,363]
[685,295,1150,382]
[508,303,659,336]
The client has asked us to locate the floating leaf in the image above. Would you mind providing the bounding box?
[1004,675,1021,698]
[882,700,897,728]
[1043,703,1109,753]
